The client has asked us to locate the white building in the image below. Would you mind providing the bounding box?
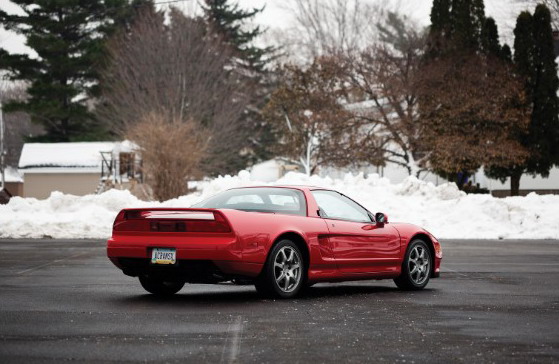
[323,163,559,196]
[18,142,117,199]
[18,141,141,199]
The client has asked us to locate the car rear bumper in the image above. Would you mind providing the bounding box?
[107,236,263,279]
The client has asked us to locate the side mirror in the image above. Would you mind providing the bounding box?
[375,212,388,227]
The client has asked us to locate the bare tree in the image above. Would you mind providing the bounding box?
[278,0,381,62]
[263,57,353,175]
[341,12,429,177]
[265,13,442,176]
[0,82,43,167]
[127,112,208,201]
[98,8,249,177]
[269,10,530,183]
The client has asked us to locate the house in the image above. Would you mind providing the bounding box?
[250,159,300,182]
[322,162,559,196]
[18,142,117,199]
[473,167,559,197]
[341,99,559,196]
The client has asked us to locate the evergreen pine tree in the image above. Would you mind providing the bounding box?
[486,5,559,195]
[201,0,278,173]
[427,0,451,57]
[513,12,536,93]
[428,0,486,55]
[430,0,452,33]
[450,0,484,50]
[471,0,486,37]
[485,12,533,194]
[529,4,559,174]
[424,0,536,191]
[501,43,512,62]
[202,0,274,72]
[0,0,138,142]
[481,17,501,56]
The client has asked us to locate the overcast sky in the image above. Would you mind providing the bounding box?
[0,0,535,57]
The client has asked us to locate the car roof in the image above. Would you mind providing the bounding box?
[228,185,327,191]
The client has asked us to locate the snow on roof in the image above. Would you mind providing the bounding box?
[4,166,23,183]
[18,142,117,170]
[112,140,139,156]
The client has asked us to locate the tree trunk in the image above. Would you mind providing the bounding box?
[510,172,521,197]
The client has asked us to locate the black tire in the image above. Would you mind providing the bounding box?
[255,240,306,299]
[394,239,432,291]
[139,274,185,296]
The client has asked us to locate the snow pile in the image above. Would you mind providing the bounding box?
[1,171,558,239]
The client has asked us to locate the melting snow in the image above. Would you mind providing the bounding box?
[0,171,557,239]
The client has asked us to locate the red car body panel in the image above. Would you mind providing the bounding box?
[107,186,442,283]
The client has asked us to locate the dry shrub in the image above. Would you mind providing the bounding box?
[127,113,207,201]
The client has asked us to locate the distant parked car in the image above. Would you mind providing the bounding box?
[107,186,442,298]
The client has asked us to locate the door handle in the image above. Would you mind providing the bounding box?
[361,224,375,230]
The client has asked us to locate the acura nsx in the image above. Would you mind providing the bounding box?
[107,186,442,298]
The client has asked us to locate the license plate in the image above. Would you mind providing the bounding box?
[151,248,176,265]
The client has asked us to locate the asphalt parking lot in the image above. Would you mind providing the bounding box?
[0,239,558,363]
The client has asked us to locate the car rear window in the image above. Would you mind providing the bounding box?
[192,188,307,216]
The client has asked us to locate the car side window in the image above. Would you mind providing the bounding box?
[311,190,372,223]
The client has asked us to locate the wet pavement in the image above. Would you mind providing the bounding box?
[0,239,558,363]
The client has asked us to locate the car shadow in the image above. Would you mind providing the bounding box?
[111,283,436,307]
[303,284,401,298]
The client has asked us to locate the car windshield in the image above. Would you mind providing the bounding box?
[192,187,307,216]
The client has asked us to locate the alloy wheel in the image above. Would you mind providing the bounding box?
[408,245,430,285]
[273,246,302,293]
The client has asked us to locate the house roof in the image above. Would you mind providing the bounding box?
[3,166,23,183]
[18,142,117,170]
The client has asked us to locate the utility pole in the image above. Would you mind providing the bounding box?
[0,100,5,191]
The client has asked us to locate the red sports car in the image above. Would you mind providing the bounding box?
[107,186,442,298]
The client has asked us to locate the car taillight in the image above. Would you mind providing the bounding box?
[182,212,231,233]
[113,210,231,233]
[125,210,143,219]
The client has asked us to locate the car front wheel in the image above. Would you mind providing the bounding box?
[255,240,305,298]
[139,274,185,296]
[394,239,432,290]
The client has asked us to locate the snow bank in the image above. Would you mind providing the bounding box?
[1,171,558,239]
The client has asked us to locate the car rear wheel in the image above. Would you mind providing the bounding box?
[394,239,432,290]
[255,240,305,298]
[139,274,185,296]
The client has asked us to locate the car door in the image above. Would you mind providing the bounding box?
[311,190,400,275]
